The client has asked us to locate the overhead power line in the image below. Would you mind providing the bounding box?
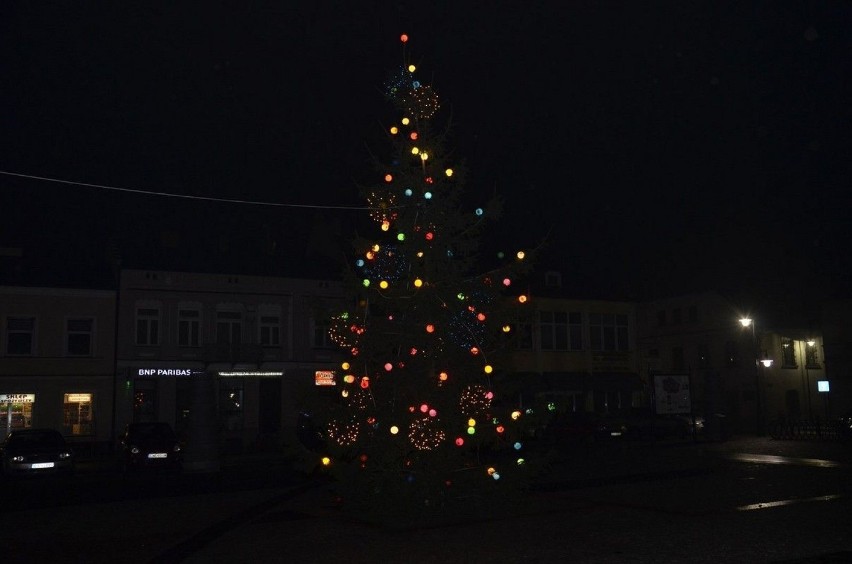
[0,170,373,210]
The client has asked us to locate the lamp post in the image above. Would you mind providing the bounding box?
[805,339,815,421]
[739,317,764,435]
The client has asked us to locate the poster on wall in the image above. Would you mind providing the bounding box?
[653,374,691,414]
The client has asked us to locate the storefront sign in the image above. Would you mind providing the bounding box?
[137,368,197,377]
[66,393,92,403]
[315,370,336,386]
[218,371,283,377]
[0,393,35,404]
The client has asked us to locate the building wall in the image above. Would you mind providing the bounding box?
[637,291,828,434]
[504,296,641,413]
[0,286,116,448]
[115,269,348,452]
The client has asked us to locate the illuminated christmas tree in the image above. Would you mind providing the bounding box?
[319,34,535,518]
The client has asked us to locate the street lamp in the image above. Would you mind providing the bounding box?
[739,317,764,435]
[804,339,815,420]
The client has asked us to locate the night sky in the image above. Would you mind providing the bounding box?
[2,2,850,313]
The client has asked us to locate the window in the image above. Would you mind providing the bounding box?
[672,308,682,325]
[724,341,739,366]
[657,310,666,327]
[672,346,685,371]
[697,343,711,369]
[6,316,35,355]
[781,337,796,368]
[66,318,94,356]
[259,314,281,347]
[544,271,562,288]
[688,305,698,323]
[805,342,820,368]
[589,313,629,352]
[136,308,160,346]
[217,311,242,345]
[313,318,333,348]
[63,393,93,435]
[178,309,201,347]
[516,312,533,350]
[539,311,582,351]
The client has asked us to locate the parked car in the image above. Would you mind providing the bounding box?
[608,408,704,440]
[543,411,627,446]
[0,428,75,477]
[118,422,182,473]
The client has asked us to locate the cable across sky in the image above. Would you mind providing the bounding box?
[0,170,375,210]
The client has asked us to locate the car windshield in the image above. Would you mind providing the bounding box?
[5,430,64,448]
[128,423,175,440]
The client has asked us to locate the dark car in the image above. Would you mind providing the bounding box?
[119,422,182,473]
[543,411,627,446]
[608,408,704,440]
[0,428,75,477]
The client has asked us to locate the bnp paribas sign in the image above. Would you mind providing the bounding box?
[136,368,199,377]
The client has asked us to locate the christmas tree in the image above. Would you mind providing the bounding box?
[318,34,535,520]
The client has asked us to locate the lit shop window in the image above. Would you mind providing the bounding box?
[1,394,34,432]
[63,393,93,435]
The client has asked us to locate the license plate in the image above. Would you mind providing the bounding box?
[148,453,168,459]
[610,431,622,437]
[32,462,55,469]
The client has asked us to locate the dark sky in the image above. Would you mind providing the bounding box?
[1,2,850,311]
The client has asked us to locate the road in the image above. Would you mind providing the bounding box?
[1,437,850,563]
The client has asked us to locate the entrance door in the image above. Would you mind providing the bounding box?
[258,378,281,436]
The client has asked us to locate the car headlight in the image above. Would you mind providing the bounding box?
[59,451,73,459]
[11,455,24,462]
[130,446,140,454]
[173,444,181,453]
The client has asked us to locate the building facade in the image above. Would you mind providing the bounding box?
[114,269,348,452]
[636,292,827,435]
[502,272,642,416]
[0,286,116,448]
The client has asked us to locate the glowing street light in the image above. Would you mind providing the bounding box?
[739,316,768,435]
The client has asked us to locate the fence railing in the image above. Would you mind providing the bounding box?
[768,418,846,441]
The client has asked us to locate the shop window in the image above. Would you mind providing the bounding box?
[6,316,35,355]
[133,380,157,422]
[219,380,244,431]
[63,393,93,435]
[136,308,160,346]
[66,318,94,356]
[178,309,201,347]
[1,394,34,432]
[260,314,281,347]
